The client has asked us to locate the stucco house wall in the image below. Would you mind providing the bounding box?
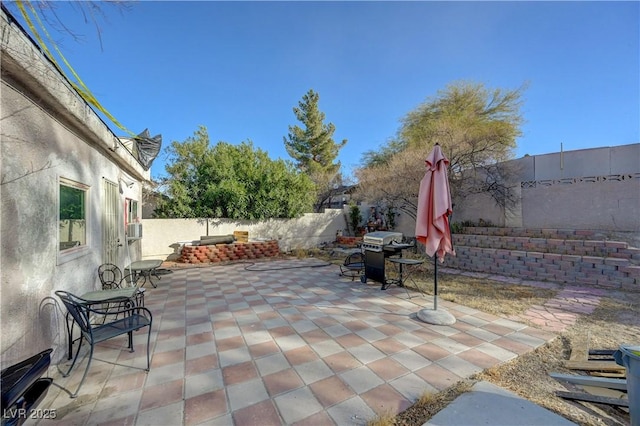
[1,9,150,366]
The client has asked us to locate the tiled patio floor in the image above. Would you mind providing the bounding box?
[36,259,556,425]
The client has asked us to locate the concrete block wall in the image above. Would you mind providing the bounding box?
[442,227,639,290]
[141,210,345,261]
[453,144,640,232]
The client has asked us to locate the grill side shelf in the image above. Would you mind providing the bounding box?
[1,349,53,419]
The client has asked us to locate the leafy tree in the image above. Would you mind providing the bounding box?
[355,146,425,220]
[356,81,526,220]
[155,126,315,219]
[284,89,347,212]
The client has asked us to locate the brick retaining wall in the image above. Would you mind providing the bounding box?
[442,228,639,290]
[336,236,363,246]
[179,240,280,264]
[460,226,635,242]
[453,234,640,261]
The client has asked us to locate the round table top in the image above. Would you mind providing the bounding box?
[81,288,137,303]
[127,260,163,270]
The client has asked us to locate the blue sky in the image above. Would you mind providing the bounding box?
[8,1,639,181]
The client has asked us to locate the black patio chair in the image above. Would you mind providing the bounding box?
[98,263,145,307]
[55,291,152,398]
[340,252,364,281]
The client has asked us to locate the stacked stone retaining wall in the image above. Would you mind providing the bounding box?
[336,236,363,246]
[443,228,639,290]
[179,240,280,264]
[458,227,635,241]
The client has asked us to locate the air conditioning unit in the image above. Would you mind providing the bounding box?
[127,222,143,239]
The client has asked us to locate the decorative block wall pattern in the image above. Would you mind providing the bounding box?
[442,228,639,290]
[179,240,280,264]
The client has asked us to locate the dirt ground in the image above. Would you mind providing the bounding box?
[388,271,639,426]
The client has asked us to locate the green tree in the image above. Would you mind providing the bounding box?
[155,126,315,219]
[356,81,526,219]
[284,89,347,212]
[348,203,362,236]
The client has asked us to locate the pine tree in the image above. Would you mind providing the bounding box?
[284,89,347,211]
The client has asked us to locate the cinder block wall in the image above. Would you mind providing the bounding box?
[141,209,346,260]
[453,144,640,232]
[441,227,639,290]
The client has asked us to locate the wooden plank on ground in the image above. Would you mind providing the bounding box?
[589,349,616,356]
[550,373,627,390]
[581,385,628,400]
[563,360,626,372]
[588,349,616,361]
[590,371,627,378]
[556,391,629,407]
[570,335,589,361]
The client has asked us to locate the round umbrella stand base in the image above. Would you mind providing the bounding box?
[417,308,456,325]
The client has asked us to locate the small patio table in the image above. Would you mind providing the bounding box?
[126,260,163,288]
[386,257,424,298]
[64,288,138,360]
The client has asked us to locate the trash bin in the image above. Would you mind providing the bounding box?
[614,344,640,426]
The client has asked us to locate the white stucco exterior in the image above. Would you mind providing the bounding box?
[1,9,151,366]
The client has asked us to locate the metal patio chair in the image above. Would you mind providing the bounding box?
[98,263,145,307]
[339,251,364,281]
[55,291,152,398]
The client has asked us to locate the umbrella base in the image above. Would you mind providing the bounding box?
[417,308,456,325]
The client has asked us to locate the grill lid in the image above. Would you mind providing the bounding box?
[363,231,403,246]
[1,348,52,410]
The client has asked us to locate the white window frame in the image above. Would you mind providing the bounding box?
[58,177,91,264]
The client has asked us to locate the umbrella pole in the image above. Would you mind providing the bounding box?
[417,253,454,325]
[434,255,438,310]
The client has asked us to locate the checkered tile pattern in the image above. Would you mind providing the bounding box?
[38,259,555,425]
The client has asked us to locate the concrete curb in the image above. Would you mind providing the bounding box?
[423,381,577,426]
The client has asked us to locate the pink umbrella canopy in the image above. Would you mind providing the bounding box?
[415,144,455,262]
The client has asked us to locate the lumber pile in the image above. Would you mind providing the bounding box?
[551,339,629,411]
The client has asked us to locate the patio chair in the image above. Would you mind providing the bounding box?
[98,263,124,289]
[64,285,141,362]
[98,263,145,307]
[340,252,364,281]
[55,291,152,398]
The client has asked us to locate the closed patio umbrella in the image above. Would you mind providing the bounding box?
[415,143,456,325]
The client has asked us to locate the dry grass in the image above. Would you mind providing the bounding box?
[369,268,639,426]
[390,380,475,426]
[366,411,396,426]
[408,272,558,316]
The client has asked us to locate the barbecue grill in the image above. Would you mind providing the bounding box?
[1,349,53,426]
[362,231,412,288]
